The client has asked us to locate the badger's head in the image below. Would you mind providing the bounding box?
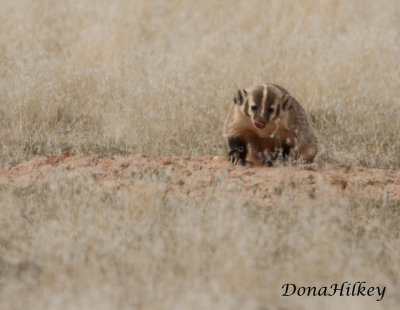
[234,84,290,129]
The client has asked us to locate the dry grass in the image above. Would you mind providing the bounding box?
[1,173,400,309]
[1,0,399,168]
[1,0,400,309]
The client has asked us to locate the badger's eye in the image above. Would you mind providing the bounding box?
[251,106,257,111]
[268,108,274,113]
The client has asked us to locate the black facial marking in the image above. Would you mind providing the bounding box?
[266,86,277,107]
[252,88,264,106]
[248,87,266,123]
[227,137,247,165]
[261,87,274,121]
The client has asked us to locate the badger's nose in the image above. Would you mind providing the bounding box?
[254,121,265,129]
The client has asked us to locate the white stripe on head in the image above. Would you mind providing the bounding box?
[260,85,268,116]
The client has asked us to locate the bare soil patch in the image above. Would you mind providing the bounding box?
[1,152,399,204]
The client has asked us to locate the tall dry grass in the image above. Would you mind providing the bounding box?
[1,173,399,310]
[0,0,399,168]
[1,1,400,309]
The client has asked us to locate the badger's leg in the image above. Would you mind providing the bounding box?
[261,143,292,166]
[226,136,247,165]
[298,143,318,163]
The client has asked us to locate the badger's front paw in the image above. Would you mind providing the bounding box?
[226,147,246,165]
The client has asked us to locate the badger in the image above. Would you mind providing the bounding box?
[223,83,318,165]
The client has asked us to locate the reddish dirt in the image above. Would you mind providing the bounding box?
[1,152,400,203]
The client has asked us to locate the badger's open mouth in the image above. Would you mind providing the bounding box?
[254,121,265,129]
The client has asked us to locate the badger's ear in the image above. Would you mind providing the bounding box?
[282,94,293,110]
[233,89,247,105]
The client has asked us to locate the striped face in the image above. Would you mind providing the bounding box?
[234,84,290,129]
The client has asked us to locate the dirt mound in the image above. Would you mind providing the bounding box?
[1,152,400,203]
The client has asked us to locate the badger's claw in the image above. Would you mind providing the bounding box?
[227,148,246,165]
